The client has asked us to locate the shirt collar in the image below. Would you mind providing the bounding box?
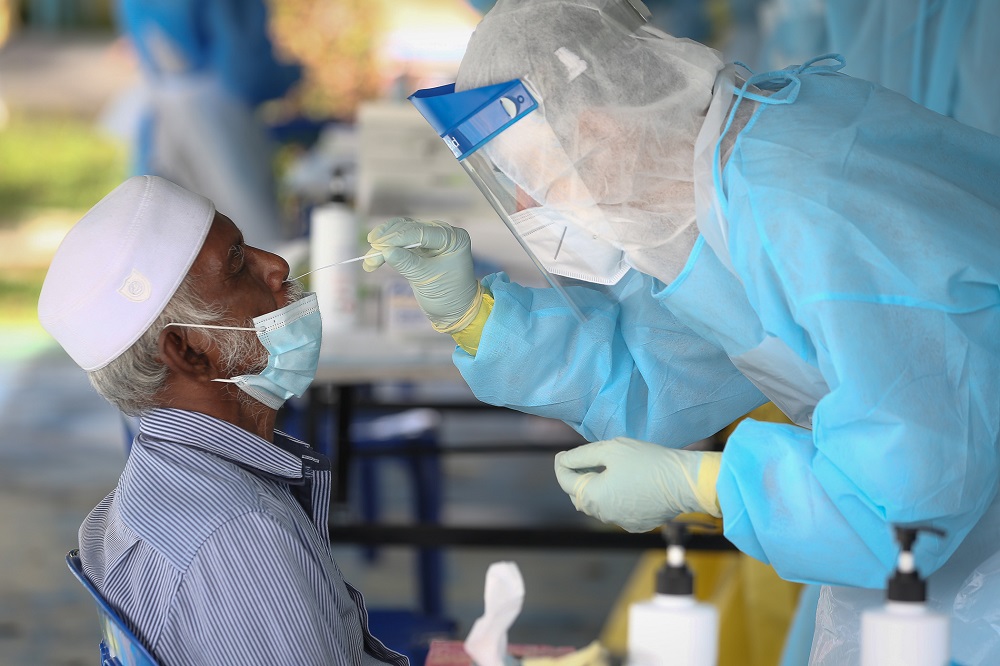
[136,408,333,549]
[138,408,309,480]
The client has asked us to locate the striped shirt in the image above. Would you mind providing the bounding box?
[79,408,408,666]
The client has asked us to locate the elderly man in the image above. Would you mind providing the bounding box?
[38,176,405,665]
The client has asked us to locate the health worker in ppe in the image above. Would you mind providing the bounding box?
[743,1,1000,658]
[362,0,1000,663]
[113,0,301,252]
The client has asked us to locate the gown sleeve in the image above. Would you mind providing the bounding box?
[454,271,767,446]
[718,298,1000,587]
[714,72,1000,587]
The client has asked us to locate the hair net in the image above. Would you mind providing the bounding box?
[456,0,724,282]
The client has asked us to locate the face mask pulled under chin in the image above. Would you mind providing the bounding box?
[170,292,323,409]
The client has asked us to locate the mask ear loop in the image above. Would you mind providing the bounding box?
[161,322,261,383]
[163,322,258,331]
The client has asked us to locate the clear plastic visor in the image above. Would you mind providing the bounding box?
[460,103,633,320]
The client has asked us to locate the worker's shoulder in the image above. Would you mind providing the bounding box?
[725,71,1000,299]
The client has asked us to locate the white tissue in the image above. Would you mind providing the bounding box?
[464,562,525,666]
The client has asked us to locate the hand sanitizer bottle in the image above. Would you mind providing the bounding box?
[627,522,719,666]
[861,525,950,666]
[310,168,358,332]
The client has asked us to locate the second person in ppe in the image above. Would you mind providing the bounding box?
[364,0,1000,663]
[114,0,301,252]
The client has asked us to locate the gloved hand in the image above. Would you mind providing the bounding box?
[364,217,482,333]
[554,437,722,533]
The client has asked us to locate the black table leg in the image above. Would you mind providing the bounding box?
[334,384,356,509]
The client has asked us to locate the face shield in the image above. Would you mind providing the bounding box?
[410,0,723,317]
[411,78,635,320]
[477,98,632,286]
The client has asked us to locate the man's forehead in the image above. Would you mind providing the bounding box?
[190,213,241,272]
[211,212,241,241]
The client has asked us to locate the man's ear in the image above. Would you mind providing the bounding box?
[158,327,218,381]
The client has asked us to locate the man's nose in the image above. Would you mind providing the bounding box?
[254,247,290,292]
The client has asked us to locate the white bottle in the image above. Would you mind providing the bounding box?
[309,174,358,332]
[627,530,718,666]
[861,527,950,666]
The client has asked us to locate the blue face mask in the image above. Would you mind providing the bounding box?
[170,292,323,409]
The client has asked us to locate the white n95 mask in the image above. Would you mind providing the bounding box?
[508,207,630,285]
[170,292,322,409]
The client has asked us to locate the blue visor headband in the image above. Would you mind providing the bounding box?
[409,79,539,161]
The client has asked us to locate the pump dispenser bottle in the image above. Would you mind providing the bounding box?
[861,525,950,666]
[627,523,719,666]
[310,168,359,332]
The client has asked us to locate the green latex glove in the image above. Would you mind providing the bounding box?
[554,437,722,533]
[364,217,482,333]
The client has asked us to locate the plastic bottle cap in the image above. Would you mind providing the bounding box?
[887,571,926,603]
[657,556,694,596]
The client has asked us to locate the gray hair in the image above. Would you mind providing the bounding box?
[87,275,219,415]
[87,275,303,416]
[86,274,277,416]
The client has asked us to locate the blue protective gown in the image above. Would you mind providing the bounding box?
[117,0,300,111]
[456,67,1000,663]
[757,0,1000,136]
[824,0,1000,137]
[114,0,300,251]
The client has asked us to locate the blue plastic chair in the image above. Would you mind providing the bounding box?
[66,550,160,666]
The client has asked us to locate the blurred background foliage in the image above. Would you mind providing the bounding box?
[0,113,125,225]
[0,0,473,336]
[268,0,385,121]
[0,113,126,326]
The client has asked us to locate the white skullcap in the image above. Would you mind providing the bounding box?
[38,175,215,371]
[457,0,723,282]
